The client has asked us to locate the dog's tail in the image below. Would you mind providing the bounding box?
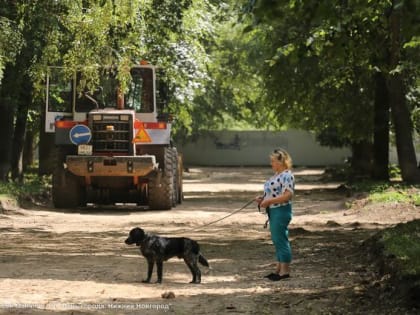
[198,253,209,267]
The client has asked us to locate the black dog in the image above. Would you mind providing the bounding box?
[125,227,209,284]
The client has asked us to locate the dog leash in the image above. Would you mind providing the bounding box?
[258,205,270,229]
[168,198,257,235]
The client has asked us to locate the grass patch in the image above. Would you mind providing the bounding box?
[369,189,420,205]
[0,173,51,203]
[350,181,420,206]
[0,193,12,201]
[380,220,420,276]
[349,182,419,280]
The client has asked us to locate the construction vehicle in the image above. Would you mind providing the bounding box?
[45,63,182,209]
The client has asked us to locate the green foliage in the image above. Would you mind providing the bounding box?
[27,0,218,136]
[380,220,420,276]
[369,189,420,205]
[0,16,24,82]
[0,174,50,202]
[34,0,148,91]
[2,0,419,179]
[180,1,273,137]
[239,0,384,142]
[349,180,420,206]
[230,0,420,152]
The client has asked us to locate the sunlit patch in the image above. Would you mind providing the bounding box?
[0,278,273,304]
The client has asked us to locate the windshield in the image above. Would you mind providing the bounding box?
[75,71,119,111]
[125,67,154,113]
[47,66,155,113]
[47,68,72,113]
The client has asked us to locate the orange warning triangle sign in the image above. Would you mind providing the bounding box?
[133,127,152,143]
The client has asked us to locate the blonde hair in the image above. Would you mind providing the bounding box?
[270,148,293,169]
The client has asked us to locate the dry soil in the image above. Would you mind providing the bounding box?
[0,167,419,314]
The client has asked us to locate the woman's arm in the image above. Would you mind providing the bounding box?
[260,190,293,208]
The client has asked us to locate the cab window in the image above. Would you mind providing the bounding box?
[75,71,119,111]
[47,68,72,113]
[126,68,154,113]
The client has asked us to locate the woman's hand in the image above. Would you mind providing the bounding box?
[255,196,263,205]
[260,198,271,208]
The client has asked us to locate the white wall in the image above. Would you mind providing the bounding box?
[177,130,352,166]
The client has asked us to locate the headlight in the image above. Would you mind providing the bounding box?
[120,115,130,121]
[93,114,102,121]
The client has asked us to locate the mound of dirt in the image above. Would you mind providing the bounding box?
[361,220,420,309]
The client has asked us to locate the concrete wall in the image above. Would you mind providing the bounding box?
[177,130,352,166]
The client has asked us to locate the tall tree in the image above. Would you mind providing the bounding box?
[1,1,71,181]
[372,72,390,180]
[238,0,420,182]
[10,1,54,181]
[0,0,211,177]
[0,1,23,181]
[387,1,420,182]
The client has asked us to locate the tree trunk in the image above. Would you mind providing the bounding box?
[0,104,14,181]
[372,72,390,180]
[23,128,35,171]
[11,100,29,182]
[350,140,373,178]
[0,65,17,181]
[388,4,420,183]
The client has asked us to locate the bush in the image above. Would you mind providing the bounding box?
[0,174,51,204]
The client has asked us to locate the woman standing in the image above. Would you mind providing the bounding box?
[256,149,295,281]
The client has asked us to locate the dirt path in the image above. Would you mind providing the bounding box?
[0,167,419,314]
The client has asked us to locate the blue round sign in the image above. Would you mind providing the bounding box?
[69,124,92,145]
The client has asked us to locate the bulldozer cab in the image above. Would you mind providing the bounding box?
[45,65,161,133]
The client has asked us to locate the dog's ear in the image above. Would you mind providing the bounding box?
[133,227,145,245]
[133,227,142,235]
